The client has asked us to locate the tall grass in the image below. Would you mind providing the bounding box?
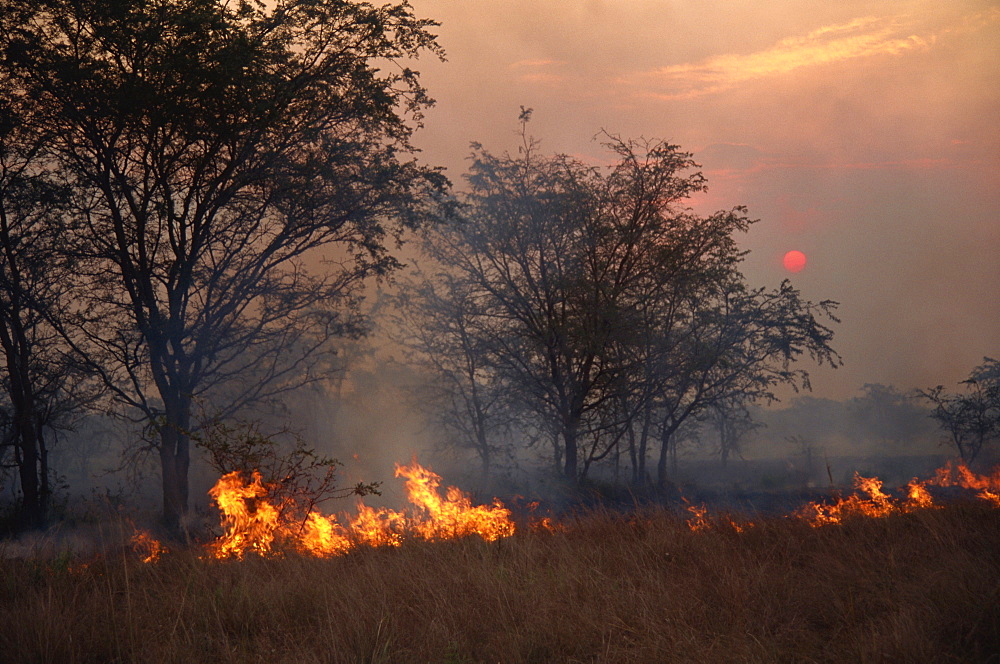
[1,502,998,663]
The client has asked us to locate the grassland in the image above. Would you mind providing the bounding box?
[1,502,998,663]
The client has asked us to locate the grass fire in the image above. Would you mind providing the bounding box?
[2,458,999,663]
[205,459,516,560]
[1,0,998,662]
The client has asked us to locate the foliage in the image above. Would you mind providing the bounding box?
[920,358,1000,463]
[194,419,379,517]
[0,0,445,528]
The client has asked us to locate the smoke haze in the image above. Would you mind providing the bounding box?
[408,0,1000,401]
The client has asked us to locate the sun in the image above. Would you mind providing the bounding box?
[783,250,807,273]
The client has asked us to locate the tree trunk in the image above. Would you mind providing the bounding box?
[636,403,651,486]
[563,426,578,481]
[2,328,45,529]
[15,424,42,529]
[657,429,669,489]
[159,396,192,533]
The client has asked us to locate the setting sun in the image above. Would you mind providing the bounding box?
[783,250,807,273]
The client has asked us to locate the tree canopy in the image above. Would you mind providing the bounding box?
[405,117,840,485]
[0,0,446,529]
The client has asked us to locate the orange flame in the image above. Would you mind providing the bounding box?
[131,529,167,563]
[206,459,516,559]
[127,458,998,562]
[683,499,711,532]
[795,461,1000,527]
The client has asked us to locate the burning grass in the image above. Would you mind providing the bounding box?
[2,460,1000,662]
[1,503,999,661]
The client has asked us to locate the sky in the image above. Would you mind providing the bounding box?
[403,0,1000,401]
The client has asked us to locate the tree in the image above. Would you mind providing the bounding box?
[704,395,763,468]
[1,0,446,530]
[0,76,97,529]
[920,358,1000,463]
[646,278,840,487]
[848,383,932,448]
[417,116,840,485]
[393,274,512,478]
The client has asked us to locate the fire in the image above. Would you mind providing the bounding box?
[796,461,1000,527]
[683,499,711,532]
[395,460,515,542]
[208,470,284,559]
[131,529,167,563]
[929,460,1000,507]
[128,458,999,562]
[206,459,516,559]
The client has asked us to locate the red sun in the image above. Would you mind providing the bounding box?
[783,250,807,273]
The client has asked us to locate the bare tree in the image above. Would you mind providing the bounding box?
[920,358,1000,464]
[1,0,446,530]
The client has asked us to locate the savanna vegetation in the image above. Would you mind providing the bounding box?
[1,500,998,663]
[0,2,997,661]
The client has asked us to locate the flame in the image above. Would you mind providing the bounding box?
[205,459,516,559]
[128,458,999,562]
[928,460,1000,506]
[208,470,284,559]
[395,460,515,542]
[683,499,711,532]
[795,461,1000,527]
[131,529,167,563]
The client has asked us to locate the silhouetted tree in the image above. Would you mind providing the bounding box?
[647,278,840,487]
[393,273,513,478]
[417,115,839,485]
[920,358,1000,463]
[1,0,446,530]
[0,79,97,529]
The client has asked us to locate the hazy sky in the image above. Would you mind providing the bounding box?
[405,0,1000,400]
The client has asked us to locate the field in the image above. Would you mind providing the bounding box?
[1,500,998,663]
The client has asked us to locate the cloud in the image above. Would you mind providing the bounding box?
[627,15,938,99]
[508,58,567,84]
[509,59,564,69]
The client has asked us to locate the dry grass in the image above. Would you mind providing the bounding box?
[1,502,998,663]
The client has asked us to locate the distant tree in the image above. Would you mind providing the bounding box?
[704,396,763,468]
[920,358,1000,463]
[0,0,446,530]
[848,383,932,448]
[418,115,840,485]
[393,273,513,478]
